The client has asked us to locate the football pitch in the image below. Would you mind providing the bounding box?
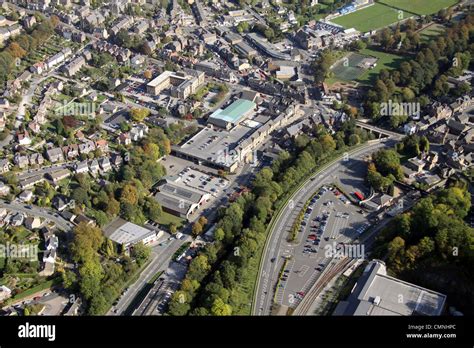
[377,0,459,16]
[331,3,405,33]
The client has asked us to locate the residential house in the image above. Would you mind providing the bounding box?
[17,130,32,146]
[28,121,41,134]
[46,147,64,163]
[118,132,131,145]
[403,122,417,135]
[95,139,109,153]
[89,159,99,173]
[0,182,10,196]
[52,195,71,211]
[19,176,45,190]
[99,157,112,172]
[25,216,42,229]
[47,169,71,184]
[14,154,29,169]
[29,153,44,166]
[79,140,95,154]
[62,144,79,159]
[74,160,89,174]
[10,213,24,227]
[18,190,33,202]
[0,159,10,173]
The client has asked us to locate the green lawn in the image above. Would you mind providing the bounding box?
[331,3,405,32]
[419,23,446,42]
[356,48,407,84]
[156,211,185,229]
[378,0,459,16]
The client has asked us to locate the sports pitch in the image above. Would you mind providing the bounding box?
[331,53,376,82]
[331,3,405,33]
[377,0,459,16]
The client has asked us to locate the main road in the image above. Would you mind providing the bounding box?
[108,235,191,316]
[252,138,397,315]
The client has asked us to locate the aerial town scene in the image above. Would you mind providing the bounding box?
[0,0,472,332]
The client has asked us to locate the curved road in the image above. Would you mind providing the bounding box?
[252,138,397,315]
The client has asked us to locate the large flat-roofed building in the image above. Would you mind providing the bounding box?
[334,260,447,316]
[153,181,210,220]
[208,98,256,130]
[172,124,255,173]
[146,69,204,99]
[104,218,162,249]
[174,102,300,173]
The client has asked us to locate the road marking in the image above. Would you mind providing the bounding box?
[298,265,309,277]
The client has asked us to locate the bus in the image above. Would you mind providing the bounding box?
[354,191,364,201]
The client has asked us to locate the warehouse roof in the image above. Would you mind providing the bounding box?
[104,218,155,246]
[208,99,256,124]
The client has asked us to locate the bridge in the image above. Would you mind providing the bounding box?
[355,120,404,141]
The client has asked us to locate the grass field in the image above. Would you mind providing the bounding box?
[156,211,185,229]
[356,48,407,84]
[378,0,459,16]
[331,3,404,32]
[331,52,373,81]
[419,23,446,42]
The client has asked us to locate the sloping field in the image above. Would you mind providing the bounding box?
[331,3,403,33]
[378,0,459,16]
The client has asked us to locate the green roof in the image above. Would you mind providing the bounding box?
[209,99,256,124]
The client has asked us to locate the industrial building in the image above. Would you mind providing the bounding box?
[153,181,210,220]
[104,218,162,249]
[333,260,447,316]
[207,98,256,130]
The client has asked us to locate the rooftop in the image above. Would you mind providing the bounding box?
[208,99,256,124]
[104,218,156,246]
[174,124,255,167]
[334,260,447,316]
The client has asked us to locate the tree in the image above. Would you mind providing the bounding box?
[72,187,89,207]
[106,197,120,217]
[131,242,151,266]
[192,221,203,237]
[168,292,190,315]
[88,293,108,315]
[143,142,160,161]
[120,183,138,205]
[198,216,208,227]
[187,255,210,282]
[387,236,406,273]
[79,259,104,300]
[210,297,232,316]
[144,70,152,80]
[130,108,150,122]
[372,149,403,180]
[214,228,225,241]
[71,222,104,263]
[144,197,162,222]
[169,223,178,234]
